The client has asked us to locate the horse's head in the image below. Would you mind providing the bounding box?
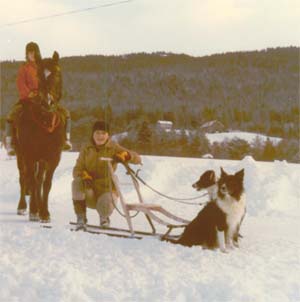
[42,51,62,104]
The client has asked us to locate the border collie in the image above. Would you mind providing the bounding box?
[192,170,218,200]
[166,168,246,252]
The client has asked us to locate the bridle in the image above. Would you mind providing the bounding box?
[28,98,61,133]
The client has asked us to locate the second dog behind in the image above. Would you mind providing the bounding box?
[192,169,218,200]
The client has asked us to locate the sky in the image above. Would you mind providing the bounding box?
[0,0,299,61]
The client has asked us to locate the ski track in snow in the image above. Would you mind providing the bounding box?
[0,149,300,302]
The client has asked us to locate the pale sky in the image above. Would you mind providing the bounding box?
[0,0,299,61]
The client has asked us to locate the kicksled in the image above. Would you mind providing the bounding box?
[70,157,194,240]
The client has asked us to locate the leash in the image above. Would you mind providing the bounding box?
[122,163,209,206]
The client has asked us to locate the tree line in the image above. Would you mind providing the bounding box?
[0,47,299,161]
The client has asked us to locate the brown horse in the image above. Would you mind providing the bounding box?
[15,51,65,222]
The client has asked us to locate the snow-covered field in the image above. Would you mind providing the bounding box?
[0,149,299,302]
[206,131,282,145]
[113,130,282,147]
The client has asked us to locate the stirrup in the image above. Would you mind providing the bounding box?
[63,140,72,151]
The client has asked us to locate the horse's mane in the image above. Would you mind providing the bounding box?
[42,51,62,103]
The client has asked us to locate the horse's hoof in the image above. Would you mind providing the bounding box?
[29,213,40,222]
[40,217,51,223]
[17,209,26,215]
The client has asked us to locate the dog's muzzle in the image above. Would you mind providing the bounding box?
[220,184,228,194]
[192,183,201,191]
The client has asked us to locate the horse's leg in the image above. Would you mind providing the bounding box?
[16,153,27,215]
[28,161,39,221]
[40,164,57,223]
[37,161,51,223]
[36,161,46,215]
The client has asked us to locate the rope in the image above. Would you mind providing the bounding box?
[123,163,209,206]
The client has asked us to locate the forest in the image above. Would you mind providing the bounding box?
[1,47,299,162]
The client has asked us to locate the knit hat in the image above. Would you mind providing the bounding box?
[26,42,40,54]
[25,41,42,63]
[92,120,110,133]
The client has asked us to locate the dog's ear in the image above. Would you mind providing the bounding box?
[52,51,59,62]
[235,169,244,181]
[209,170,216,182]
[220,167,227,177]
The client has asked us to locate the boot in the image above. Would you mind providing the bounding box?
[100,216,110,228]
[73,200,87,231]
[76,213,87,231]
[63,118,72,151]
[6,136,15,156]
[5,121,15,156]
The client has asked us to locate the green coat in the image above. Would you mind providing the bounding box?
[73,139,141,208]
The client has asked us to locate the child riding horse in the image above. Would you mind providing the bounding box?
[5,41,72,156]
[14,48,68,222]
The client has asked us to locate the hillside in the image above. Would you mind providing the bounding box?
[1,47,299,156]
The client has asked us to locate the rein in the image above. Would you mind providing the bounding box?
[29,101,61,133]
[122,163,209,206]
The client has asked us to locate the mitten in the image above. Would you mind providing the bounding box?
[114,151,131,163]
[81,170,93,187]
[28,91,38,98]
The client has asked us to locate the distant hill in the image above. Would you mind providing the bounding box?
[1,47,299,150]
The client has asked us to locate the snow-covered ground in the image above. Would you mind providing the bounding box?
[113,130,282,146]
[0,148,299,302]
[206,131,282,145]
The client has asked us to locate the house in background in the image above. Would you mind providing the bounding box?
[200,120,225,133]
[156,120,173,131]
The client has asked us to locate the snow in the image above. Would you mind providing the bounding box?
[206,131,282,145]
[157,120,173,125]
[0,148,300,302]
[112,130,282,147]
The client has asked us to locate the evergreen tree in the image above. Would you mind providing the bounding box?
[137,120,153,153]
[262,138,276,161]
[227,138,251,160]
[251,136,264,160]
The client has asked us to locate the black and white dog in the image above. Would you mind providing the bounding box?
[192,169,218,200]
[167,168,246,252]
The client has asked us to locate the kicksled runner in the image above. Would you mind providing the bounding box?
[69,157,198,241]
